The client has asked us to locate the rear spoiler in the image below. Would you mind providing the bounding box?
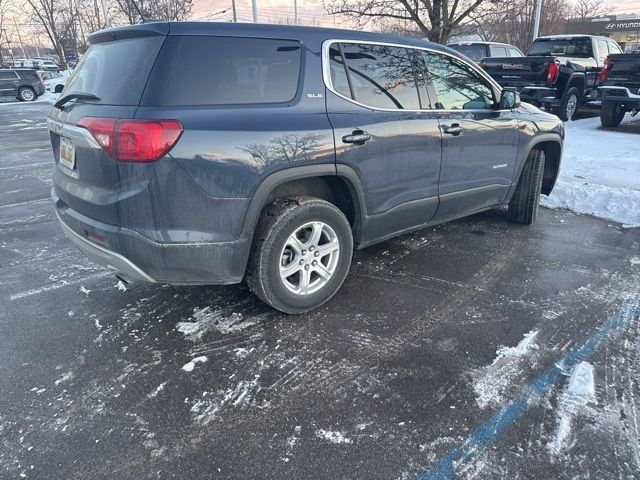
[89,22,169,44]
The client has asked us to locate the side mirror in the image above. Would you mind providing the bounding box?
[500,89,521,109]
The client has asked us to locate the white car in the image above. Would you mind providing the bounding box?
[42,71,68,93]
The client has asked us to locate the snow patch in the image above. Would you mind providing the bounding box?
[315,429,352,444]
[115,281,127,292]
[541,115,640,227]
[549,361,596,455]
[472,330,539,409]
[176,307,258,341]
[181,356,208,372]
[190,377,260,425]
[147,382,168,399]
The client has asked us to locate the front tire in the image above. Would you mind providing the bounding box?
[600,101,625,127]
[555,87,580,121]
[18,87,36,102]
[508,149,545,225]
[246,197,353,314]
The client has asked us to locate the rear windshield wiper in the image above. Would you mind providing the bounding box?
[54,92,100,110]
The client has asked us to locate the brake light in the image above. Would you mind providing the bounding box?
[600,56,612,82]
[77,118,183,162]
[547,60,560,84]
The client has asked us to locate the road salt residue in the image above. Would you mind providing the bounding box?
[176,306,258,341]
[315,429,352,444]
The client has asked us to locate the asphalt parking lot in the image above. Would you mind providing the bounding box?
[1,102,639,480]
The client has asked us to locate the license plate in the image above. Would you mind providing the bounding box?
[59,137,75,170]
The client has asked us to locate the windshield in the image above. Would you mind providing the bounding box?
[528,38,593,58]
[448,44,488,62]
[63,36,164,105]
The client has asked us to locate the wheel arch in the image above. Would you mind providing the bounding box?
[240,164,367,246]
[509,134,563,200]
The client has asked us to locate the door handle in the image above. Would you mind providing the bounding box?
[442,124,463,136]
[342,130,371,145]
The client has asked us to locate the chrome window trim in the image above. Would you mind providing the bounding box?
[321,38,507,114]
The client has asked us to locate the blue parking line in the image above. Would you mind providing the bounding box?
[417,297,640,480]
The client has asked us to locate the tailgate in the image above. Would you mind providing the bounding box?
[606,53,640,93]
[48,29,166,226]
[481,56,551,88]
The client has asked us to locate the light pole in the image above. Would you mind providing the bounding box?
[294,0,297,25]
[533,0,542,41]
[252,0,258,23]
[232,0,237,22]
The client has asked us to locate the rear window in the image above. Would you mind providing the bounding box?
[528,38,593,58]
[448,44,488,62]
[162,36,301,106]
[63,36,164,105]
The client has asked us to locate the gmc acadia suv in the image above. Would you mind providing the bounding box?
[48,22,564,313]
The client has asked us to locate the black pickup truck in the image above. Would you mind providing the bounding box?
[598,52,640,127]
[480,35,622,121]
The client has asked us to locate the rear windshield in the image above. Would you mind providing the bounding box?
[528,38,593,58]
[62,36,164,105]
[162,36,301,106]
[448,44,488,62]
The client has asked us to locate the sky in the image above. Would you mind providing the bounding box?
[191,0,640,26]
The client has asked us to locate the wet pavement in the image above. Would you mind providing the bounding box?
[1,103,639,479]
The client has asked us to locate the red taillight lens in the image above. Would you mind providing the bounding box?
[547,61,560,84]
[600,56,611,82]
[77,118,183,162]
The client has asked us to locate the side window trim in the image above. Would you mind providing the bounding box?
[337,43,356,101]
[322,39,502,113]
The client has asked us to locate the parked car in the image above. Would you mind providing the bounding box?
[598,52,640,127]
[41,71,68,93]
[480,35,622,120]
[447,41,524,63]
[34,58,61,72]
[47,22,563,313]
[0,68,46,101]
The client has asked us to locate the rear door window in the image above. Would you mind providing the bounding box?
[0,71,18,80]
[162,37,301,106]
[63,36,164,105]
[490,45,508,57]
[331,43,422,110]
[448,44,488,62]
[508,47,523,57]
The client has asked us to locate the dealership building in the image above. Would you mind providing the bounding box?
[566,15,640,51]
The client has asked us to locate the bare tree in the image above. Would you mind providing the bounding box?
[571,0,612,20]
[24,0,75,67]
[0,0,8,65]
[324,0,507,43]
[468,0,570,51]
[113,0,192,24]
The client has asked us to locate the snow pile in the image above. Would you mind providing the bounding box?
[542,115,640,227]
[549,361,597,455]
[472,330,540,409]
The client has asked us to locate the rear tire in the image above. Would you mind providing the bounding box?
[600,101,625,127]
[18,87,36,102]
[555,86,580,121]
[246,197,353,314]
[508,149,545,225]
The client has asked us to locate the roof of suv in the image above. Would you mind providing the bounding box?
[448,41,515,46]
[89,20,449,54]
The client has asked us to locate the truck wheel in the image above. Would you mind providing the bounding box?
[18,87,36,102]
[246,197,353,314]
[600,101,625,128]
[555,87,580,121]
[507,149,545,225]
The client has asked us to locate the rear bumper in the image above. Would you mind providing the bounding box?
[598,86,640,106]
[519,86,559,106]
[53,190,251,285]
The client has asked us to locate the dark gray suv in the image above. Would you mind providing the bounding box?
[47,22,564,313]
[0,68,46,101]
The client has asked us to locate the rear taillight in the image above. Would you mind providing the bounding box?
[600,56,612,83]
[77,118,183,162]
[546,60,560,84]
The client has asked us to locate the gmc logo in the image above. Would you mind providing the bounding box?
[502,64,524,70]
